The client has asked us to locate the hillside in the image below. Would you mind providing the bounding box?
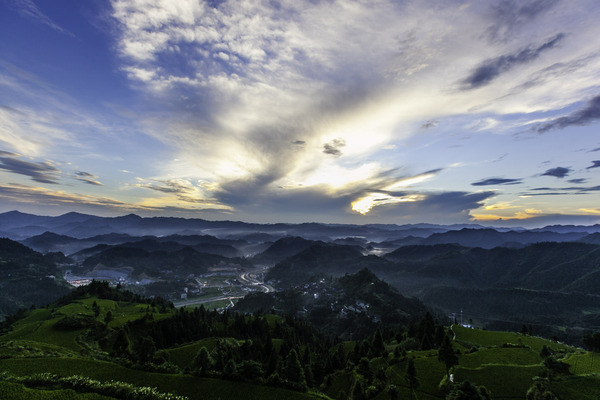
[0,238,71,317]
[0,281,598,399]
[236,268,430,339]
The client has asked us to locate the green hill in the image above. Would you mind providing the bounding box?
[1,280,599,400]
[0,238,71,318]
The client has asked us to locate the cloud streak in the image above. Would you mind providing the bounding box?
[0,156,60,184]
[8,0,77,38]
[535,95,600,132]
[461,34,565,90]
[471,177,523,186]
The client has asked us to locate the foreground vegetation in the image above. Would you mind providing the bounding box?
[0,280,599,399]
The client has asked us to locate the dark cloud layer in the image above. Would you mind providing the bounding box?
[535,95,600,133]
[471,177,522,186]
[461,34,564,89]
[542,166,570,178]
[0,156,60,184]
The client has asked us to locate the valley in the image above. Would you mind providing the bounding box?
[1,210,600,398]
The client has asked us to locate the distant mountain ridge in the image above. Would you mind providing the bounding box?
[4,210,600,247]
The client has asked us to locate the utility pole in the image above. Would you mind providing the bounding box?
[460,309,463,326]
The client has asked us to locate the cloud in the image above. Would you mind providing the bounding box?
[0,156,60,184]
[541,166,571,178]
[471,177,523,186]
[461,34,564,90]
[75,171,103,186]
[323,138,347,157]
[587,160,600,169]
[568,178,587,184]
[535,95,600,132]
[0,150,20,157]
[0,183,131,211]
[365,190,497,225]
[8,0,77,38]
[135,178,230,209]
[485,0,560,43]
[421,120,438,129]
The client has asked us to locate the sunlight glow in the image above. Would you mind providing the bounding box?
[351,192,424,215]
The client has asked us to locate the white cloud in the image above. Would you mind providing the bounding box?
[108,0,600,217]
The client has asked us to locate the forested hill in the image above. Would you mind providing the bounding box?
[236,268,430,339]
[0,238,71,317]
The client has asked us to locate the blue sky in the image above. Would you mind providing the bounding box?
[1,0,600,227]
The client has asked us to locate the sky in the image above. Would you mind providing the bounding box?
[1,0,600,227]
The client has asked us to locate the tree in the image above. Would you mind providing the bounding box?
[446,381,491,400]
[92,301,100,317]
[282,349,306,390]
[104,310,113,325]
[540,345,551,359]
[192,346,213,374]
[388,384,400,400]
[526,377,555,400]
[112,328,130,357]
[582,331,600,352]
[133,336,156,364]
[405,357,419,400]
[356,357,374,384]
[371,328,386,357]
[438,334,458,377]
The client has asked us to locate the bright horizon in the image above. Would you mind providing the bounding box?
[2,1,600,228]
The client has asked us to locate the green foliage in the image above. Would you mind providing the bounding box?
[526,377,555,400]
[438,334,458,376]
[446,380,491,400]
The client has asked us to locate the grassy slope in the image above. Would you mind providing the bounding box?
[0,381,115,400]
[2,295,600,400]
[0,296,325,400]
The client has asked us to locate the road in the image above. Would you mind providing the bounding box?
[175,266,273,308]
[238,267,274,293]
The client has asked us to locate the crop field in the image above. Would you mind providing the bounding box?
[452,364,544,398]
[564,351,600,374]
[0,381,115,400]
[161,337,224,368]
[459,347,542,368]
[0,357,324,400]
[551,375,600,400]
[452,325,573,353]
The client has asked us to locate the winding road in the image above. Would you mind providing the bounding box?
[175,266,274,308]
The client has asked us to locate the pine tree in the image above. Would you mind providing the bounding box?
[372,328,386,357]
[192,346,213,375]
[405,357,419,400]
[282,349,306,390]
[438,334,458,377]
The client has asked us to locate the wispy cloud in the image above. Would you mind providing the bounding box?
[0,156,60,184]
[485,0,560,43]
[8,0,77,38]
[135,178,231,210]
[587,161,600,169]
[535,95,600,133]
[461,34,564,90]
[471,177,523,186]
[75,171,103,186]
